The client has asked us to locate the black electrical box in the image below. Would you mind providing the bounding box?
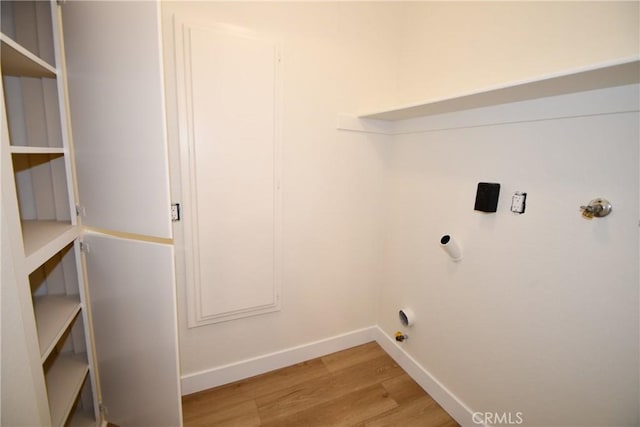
[474,182,500,212]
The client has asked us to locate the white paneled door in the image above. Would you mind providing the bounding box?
[61,1,182,425]
[62,0,172,239]
[83,233,182,427]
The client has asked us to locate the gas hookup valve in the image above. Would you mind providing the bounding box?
[395,331,408,342]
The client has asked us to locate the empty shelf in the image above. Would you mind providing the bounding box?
[359,58,640,120]
[45,354,89,427]
[67,409,96,427]
[10,146,66,154]
[34,295,81,362]
[22,221,79,274]
[0,33,56,78]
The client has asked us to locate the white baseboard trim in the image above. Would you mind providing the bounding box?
[372,326,477,427]
[180,325,476,426]
[180,326,378,395]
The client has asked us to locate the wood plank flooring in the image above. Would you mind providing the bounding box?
[182,342,459,427]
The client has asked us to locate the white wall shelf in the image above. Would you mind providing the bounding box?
[45,354,89,427]
[22,221,79,274]
[34,295,81,362]
[0,33,57,78]
[358,57,640,121]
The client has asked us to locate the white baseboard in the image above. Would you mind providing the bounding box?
[180,326,378,395]
[372,326,477,426]
[180,325,475,426]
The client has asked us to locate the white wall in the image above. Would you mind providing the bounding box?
[392,1,639,106]
[378,4,640,424]
[161,1,399,375]
[378,85,639,425]
[161,1,639,424]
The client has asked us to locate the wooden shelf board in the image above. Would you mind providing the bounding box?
[359,57,640,121]
[34,295,81,362]
[1,33,57,78]
[22,221,79,274]
[45,354,89,427]
[67,410,97,427]
[10,146,65,154]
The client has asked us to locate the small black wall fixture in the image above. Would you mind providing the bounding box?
[474,182,500,213]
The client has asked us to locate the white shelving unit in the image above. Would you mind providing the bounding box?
[1,1,98,426]
[358,57,640,121]
[3,2,183,425]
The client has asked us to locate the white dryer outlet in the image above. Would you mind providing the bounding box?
[511,192,527,214]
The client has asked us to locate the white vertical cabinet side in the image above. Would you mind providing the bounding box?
[61,1,172,239]
[82,232,182,426]
[1,77,51,426]
[1,214,51,426]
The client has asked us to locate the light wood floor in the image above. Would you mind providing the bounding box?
[182,342,459,426]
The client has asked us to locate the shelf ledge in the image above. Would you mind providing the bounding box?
[45,353,89,427]
[1,32,57,78]
[34,295,81,362]
[10,146,65,154]
[67,410,97,427]
[358,57,640,121]
[22,221,79,274]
